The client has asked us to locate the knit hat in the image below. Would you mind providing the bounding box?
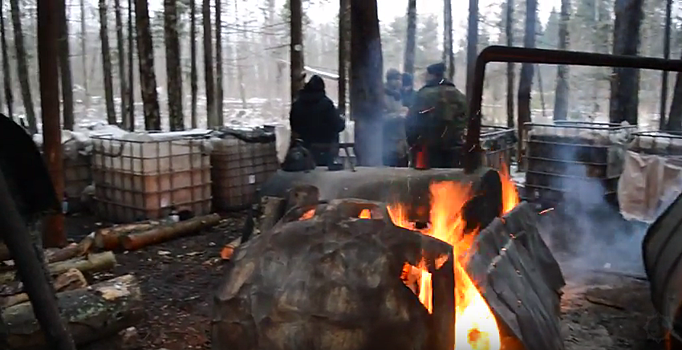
[386,68,401,81]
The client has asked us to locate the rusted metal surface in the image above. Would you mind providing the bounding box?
[466,202,565,350]
[38,0,65,247]
[642,192,682,349]
[464,45,682,173]
[212,199,455,350]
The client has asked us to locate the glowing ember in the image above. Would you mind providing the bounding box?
[359,209,372,219]
[388,171,521,350]
[299,209,315,220]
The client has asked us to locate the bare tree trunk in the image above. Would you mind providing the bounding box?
[114,0,127,127]
[517,0,537,165]
[215,0,223,126]
[505,0,514,128]
[203,0,216,127]
[164,0,184,131]
[350,0,384,166]
[443,0,454,81]
[465,0,479,97]
[290,0,304,102]
[190,0,197,128]
[135,0,161,130]
[9,0,37,133]
[553,0,570,121]
[402,0,416,79]
[99,0,117,125]
[126,0,135,131]
[57,0,74,130]
[608,0,643,125]
[659,0,672,130]
[338,0,350,116]
[80,0,90,111]
[667,52,682,131]
[0,7,14,119]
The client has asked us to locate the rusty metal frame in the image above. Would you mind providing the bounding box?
[464,45,682,173]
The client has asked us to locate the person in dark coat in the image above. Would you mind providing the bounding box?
[289,75,346,166]
[405,62,468,168]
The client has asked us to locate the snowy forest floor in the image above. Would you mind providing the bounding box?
[62,209,663,350]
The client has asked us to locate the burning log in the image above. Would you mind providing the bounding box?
[466,202,565,350]
[0,268,88,308]
[212,199,455,350]
[2,274,144,350]
[258,167,503,232]
[642,191,682,349]
[0,251,116,284]
[120,213,222,251]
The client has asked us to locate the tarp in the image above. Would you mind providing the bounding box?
[618,150,682,223]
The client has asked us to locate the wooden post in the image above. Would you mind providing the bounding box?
[38,0,65,248]
[289,0,304,102]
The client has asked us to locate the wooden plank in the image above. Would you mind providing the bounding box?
[467,205,565,350]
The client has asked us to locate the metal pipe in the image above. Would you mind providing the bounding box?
[464,45,682,173]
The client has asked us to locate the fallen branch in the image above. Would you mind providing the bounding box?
[0,268,88,308]
[121,214,222,251]
[94,222,160,251]
[0,252,117,284]
[2,274,144,350]
[220,237,242,260]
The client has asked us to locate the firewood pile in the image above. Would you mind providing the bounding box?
[0,213,223,349]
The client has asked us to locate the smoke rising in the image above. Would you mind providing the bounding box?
[530,125,651,283]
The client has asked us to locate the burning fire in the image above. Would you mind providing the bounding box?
[388,167,520,350]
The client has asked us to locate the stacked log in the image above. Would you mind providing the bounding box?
[0,213,222,348]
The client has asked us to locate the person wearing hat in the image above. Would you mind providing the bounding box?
[405,62,468,168]
[382,68,410,167]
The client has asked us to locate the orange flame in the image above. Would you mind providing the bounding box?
[388,176,521,350]
[359,209,371,219]
[498,163,520,214]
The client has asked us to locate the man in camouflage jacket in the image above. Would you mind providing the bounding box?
[405,62,468,168]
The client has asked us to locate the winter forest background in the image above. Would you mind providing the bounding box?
[1,0,681,134]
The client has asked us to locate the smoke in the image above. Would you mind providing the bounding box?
[530,125,651,282]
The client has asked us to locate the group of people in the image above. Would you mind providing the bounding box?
[288,62,469,169]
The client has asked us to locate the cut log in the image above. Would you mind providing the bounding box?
[93,222,159,251]
[0,268,88,308]
[120,214,222,251]
[2,274,144,350]
[0,252,116,284]
[220,237,241,260]
[46,233,95,263]
[212,199,454,350]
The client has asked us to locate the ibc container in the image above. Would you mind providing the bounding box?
[63,154,92,211]
[210,127,279,211]
[480,125,516,172]
[91,133,212,222]
[522,121,635,208]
